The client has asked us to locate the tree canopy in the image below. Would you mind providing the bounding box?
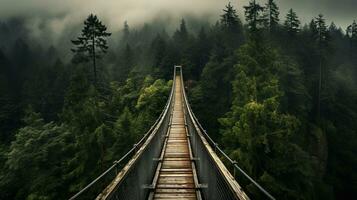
[0,2,356,200]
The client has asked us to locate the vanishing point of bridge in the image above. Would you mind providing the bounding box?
[70,66,275,200]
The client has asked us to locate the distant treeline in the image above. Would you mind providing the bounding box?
[0,0,356,199]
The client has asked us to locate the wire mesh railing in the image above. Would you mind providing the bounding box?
[68,70,176,200]
[178,66,276,200]
[69,66,275,200]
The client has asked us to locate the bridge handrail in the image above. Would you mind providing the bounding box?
[93,69,177,199]
[179,68,275,200]
[70,66,275,200]
[68,70,177,200]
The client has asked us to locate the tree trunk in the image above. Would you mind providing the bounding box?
[92,34,97,85]
[317,53,322,121]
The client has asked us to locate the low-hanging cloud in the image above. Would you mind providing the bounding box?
[0,0,356,41]
[0,0,231,30]
[0,0,231,46]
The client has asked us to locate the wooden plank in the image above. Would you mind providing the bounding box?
[155,193,196,197]
[156,184,195,189]
[155,188,195,193]
[153,75,197,200]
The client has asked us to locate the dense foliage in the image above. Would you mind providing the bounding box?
[0,1,356,199]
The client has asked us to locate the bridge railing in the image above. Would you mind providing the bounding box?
[178,66,249,200]
[69,69,177,200]
[70,66,275,200]
[178,66,275,200]
[94,70,176,200]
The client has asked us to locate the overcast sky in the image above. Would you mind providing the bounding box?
[0,0,356,32]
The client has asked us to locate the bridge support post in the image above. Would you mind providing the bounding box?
[232,161,238,178]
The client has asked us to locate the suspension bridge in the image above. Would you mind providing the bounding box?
[69,66,275,200]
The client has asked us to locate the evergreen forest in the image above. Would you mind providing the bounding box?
[0,1,356,199]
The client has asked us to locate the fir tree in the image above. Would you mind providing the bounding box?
[151,34,167,75]
[71,14,111,85]
[221,2,242,32]
[329,22,337,32]
[123,21,130,41]
[315,14,329,47]
[263,0,280,32]
[284,9,300,36]
[346,20,357,50]
[173,19,188,42]
[309,19,318,40]
[244,0,264,32]
[346,20,357,39]
[314,14,329,120]
[219,42,314,199]
[194,27,211,77]
[219,2,244,51]
[116,43,133,82]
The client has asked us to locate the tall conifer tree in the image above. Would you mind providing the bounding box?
[284,9,300,36]
[71,14,111,85]
[346,20,357,51]
[123,21,130,41]
[263,0,280,32]
[244,0,264,32]
[221,2,242,32]
[314,14,329,120]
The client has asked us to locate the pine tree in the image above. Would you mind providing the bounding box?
[315,14,329,47]
[123,21,130,41]
[329,22,337,32]
[152,34,166,65]
[315,14,329,119]
[244,0,264,32]
[218,3,244,52]
[221,2,242,32]
[328,22,343,39]
[194,27,211,78]
[180,19,188,36]
[116,43,133,82]
[346,20,357,50]
[284,9,300,36]
[4,108,74,199]
[309,19,318,40]
[173,19,188,42]
[123,44,133,69]
[346,20,357,39]
[263,0,279,32]
[219,42,314,199]
[71,14,111,85]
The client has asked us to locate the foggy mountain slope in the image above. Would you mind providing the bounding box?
[0,1,356,200]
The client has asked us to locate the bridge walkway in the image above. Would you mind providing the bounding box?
[150,75,198,200]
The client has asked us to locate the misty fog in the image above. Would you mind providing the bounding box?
[1,0,356,40]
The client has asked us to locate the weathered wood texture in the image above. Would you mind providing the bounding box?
[153,75,197,200]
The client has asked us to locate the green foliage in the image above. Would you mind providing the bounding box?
[219,42,315,199]
[346,20,357,52]
[173,19,189,44]
[122,21,130,41]
[189,54,237,140]
[284,9,300,36]
[1,109,74,200]
[114,43,134,83]
[314,14,330,48]
[244,0,264,32]
[0,2,356,199]
[71,14,111,84]
[221,2,242,33]
[219,2,244,52]
[262,0,280,32]
[278,58,310,117]
[137,79,171,114]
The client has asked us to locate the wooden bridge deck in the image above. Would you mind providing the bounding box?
[152,75,198,200]
[95,67,251,200]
